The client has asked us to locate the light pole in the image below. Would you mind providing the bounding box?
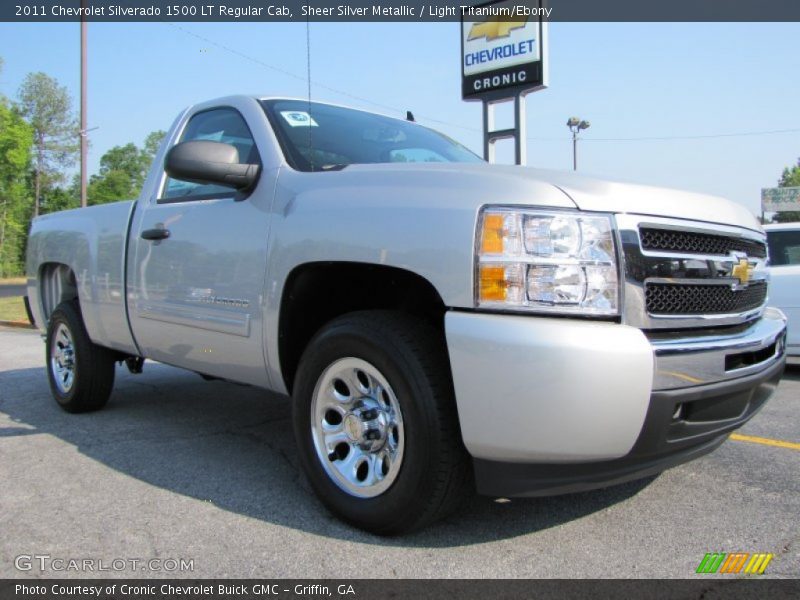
[80,5,87,207]
[566,117,590,171]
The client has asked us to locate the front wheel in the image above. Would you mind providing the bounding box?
[46,300,116,413]
[292,311,471,535]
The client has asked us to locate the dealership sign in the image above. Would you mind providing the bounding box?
[461,0,548,99]
[762,187,800,212]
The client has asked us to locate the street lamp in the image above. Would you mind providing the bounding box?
[566,117,590,171]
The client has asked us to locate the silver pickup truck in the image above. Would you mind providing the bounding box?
[26,95,787,534]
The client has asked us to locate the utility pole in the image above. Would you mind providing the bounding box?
[567,117,590,171]
[79,6,88,207]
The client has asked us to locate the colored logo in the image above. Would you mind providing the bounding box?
[468,18,528,41]
[731,257,753,286]
[696,552,773,574]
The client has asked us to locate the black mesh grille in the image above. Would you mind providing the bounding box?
[640,228,767,258]
[645,281,767,315]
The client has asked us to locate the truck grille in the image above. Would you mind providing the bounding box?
[639,228,767,258]
[617,215,769,329]
[645,281,767,315]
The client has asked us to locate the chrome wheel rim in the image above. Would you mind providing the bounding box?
[50,323,76,394]
[310,357,405,498]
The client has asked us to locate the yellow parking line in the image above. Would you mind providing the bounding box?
[730,433,800,451]
[658,371,705,384]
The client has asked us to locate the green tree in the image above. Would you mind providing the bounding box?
[88,130,166,205]
[144,130,166,158]
[16,72,78,218]
[41,180,80,214]
[100,142,147,179]
[773,158,800,223]
[88,169,139,204]
[0,97,34,277]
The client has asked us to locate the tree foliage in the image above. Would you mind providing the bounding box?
[0,97,34,277]
[16,72,78,218]
[41,178,81,214]
[88,130,166,205]
[778,158,800,187]
[0,60,169,274]
[773,157,800,223]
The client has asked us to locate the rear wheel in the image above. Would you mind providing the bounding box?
[46,300,116,413]
[292,311,471,535]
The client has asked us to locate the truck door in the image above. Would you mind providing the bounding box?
[129,105,273,387]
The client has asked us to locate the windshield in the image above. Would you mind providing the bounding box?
[766,229,800,266]
[261,99,482,172]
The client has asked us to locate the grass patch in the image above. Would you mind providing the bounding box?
[0,277,26,285]
[0,296,28,323]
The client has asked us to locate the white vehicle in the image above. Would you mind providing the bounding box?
[766,223,800,356]
[25,96,787,534]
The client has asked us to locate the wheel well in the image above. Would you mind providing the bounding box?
[278,262,447,393]
[39,263,78,322]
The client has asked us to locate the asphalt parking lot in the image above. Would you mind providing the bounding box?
[1,326,798,579]
[0,284,26,299]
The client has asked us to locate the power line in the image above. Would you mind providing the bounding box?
[166,23,477,132]
[524,127,800,142]
[585,127,800,142]
[166,24,800,145]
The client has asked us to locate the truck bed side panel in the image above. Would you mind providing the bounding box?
[26,200,138,355]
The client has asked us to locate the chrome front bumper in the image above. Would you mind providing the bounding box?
[447,307,786,497]
[445,308,787,465]
[651,307,787,390]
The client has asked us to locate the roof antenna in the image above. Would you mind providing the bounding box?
[406,111,415,122]
[306,18,314,170]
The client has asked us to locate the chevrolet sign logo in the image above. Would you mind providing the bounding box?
[731,258,753,286]
[468,18,527,41]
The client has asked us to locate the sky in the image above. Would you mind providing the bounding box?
[0,20,798,217]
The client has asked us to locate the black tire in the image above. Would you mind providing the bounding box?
[46,299,116,413]
[292,310,471,535]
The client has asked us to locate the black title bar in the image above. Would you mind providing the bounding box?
[2,579,800,600]
[4,0,800,22]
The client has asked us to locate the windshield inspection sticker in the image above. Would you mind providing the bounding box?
[280,111,318,127]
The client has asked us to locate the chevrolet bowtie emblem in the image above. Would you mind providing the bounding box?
[731,258,753,286]
[468,18,527,41]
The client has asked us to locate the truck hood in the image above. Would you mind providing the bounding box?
[523,167,762,232]
[341,162,762,233]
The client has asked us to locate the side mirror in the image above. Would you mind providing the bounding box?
[164,140,260,191]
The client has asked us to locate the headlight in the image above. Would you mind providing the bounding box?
[476,207,620,315]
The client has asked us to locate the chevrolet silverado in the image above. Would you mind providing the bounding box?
[26,96,787,533]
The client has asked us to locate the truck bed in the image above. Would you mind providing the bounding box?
[26,200,138,355]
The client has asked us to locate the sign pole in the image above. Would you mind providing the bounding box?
[462,0,547,166]
[482,100,494,163]
[514,93,527,165]
[481,93,528,166]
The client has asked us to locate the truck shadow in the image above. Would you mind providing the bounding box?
[1,362,658,547]
[781,362,800,381]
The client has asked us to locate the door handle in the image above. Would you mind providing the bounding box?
[141,228,171,241]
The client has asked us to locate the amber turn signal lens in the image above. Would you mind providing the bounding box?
[481,214,505,254]
[479,265,507,302]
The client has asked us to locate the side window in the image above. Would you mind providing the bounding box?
[161,108,259,201]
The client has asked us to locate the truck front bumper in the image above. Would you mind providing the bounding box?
[445,308,786,497]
